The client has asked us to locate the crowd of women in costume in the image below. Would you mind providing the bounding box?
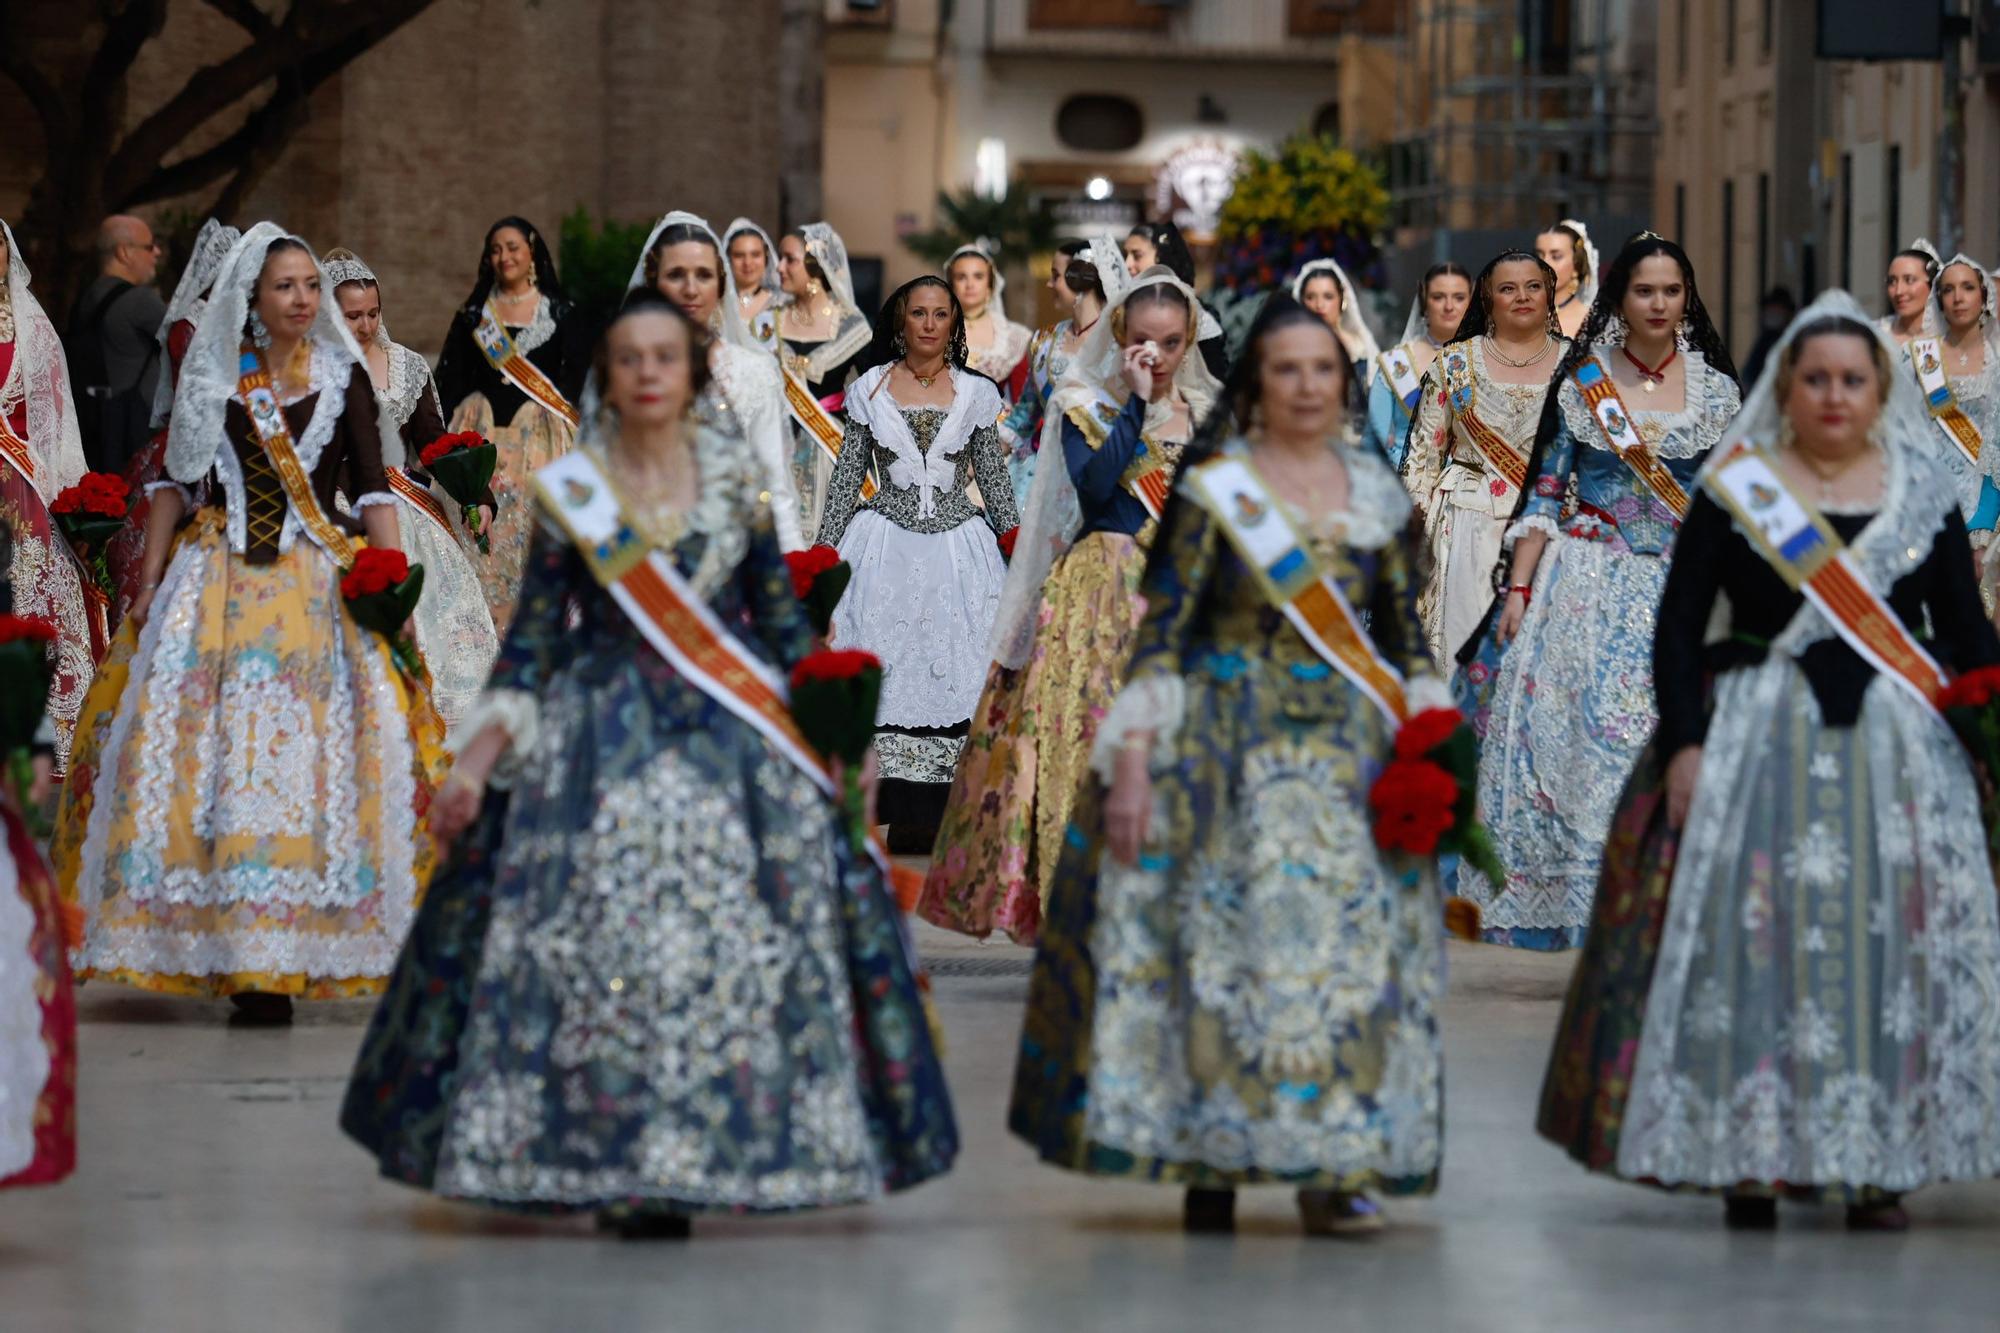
[3,202,2000,1243]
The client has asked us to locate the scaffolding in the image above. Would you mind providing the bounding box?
[1387,0,1659,245]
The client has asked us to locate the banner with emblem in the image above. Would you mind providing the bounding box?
[235,348,360,566]
[1907,337,1983,465]
[1185,452,1409,728]
[1379,342,1427,412]
[1441,347,1530,492]
[472,302,581,431]
[1570,355,1693,520]
[533,449,891,872]
[1703,440,1945,713]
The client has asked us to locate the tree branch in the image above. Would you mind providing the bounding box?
[200,0,276,37]
[121,83,304,206]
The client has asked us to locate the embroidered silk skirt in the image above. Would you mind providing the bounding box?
[920,532,1147,944]
[0,799,76,1189]
[447,395,574,636]
[1418,466,1508,665]
[1,465,107,774]
[51,509,446,999]
[385,483,498,731]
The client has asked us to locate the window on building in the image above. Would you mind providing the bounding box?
[1677,0,1689,80]
[1030,0,1169,30]
[1886,144,1902,260]
[1288,0,1399,37]
[1722,178,1737,352]
[1725,0,1737,65]
[1757,172,1770,301]
[1675,182,1686,246]
[1762,0,1775,56]
[1839,151,1854,289]
[1056,95,1146,153]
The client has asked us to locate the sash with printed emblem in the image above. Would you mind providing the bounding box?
[1907,337,1983,465]
[782,366,876,502]
[0,411,109,643]
[1570,355,1693,520]
[534,450,891,871]
[1067,400,1178,522]
[1441,347,1531,493]
[1379,342,1427,412]
[1185,451,1409,728]
[235,347,360,566]
[472,302,580,432]
[388,468,455,537]
[1703,440,1946,712]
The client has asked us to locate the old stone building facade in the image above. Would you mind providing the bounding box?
[0,0,785,344]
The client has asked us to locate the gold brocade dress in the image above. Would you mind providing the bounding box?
[52,356,447,999]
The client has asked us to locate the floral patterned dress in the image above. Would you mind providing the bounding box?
[1010,438,1448,1193]
[341,435,957,1214]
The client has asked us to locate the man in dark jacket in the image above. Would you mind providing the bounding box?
[67,214,167,471]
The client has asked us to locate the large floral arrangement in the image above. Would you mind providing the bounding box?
[1213,133,1389,299]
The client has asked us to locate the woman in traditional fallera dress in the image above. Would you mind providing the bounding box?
[1905,256,2000,591]
[628,212,802,550]
[1537,220,1599,341]
[0,221,97,774]
[1453,235,1741,951]
[723,218,782,356]
[1402,250,1568,664]
[0,535,76,1191]
[948,244,1033,399]
[339,294,955,1237]
[1364,262,1471,468]
[1122,221,1229,381]
[777,223,872,534]
[113,217,239,625]
[1879,240,1942,347]
[1010,297,1448,1237]
[817,278,1019,849]
[1001,238,1121,508]
[920,265,1218,943]
[326,248,499,729]
[51,225,445,1023]
[435,217,590,634]
[1560,293,2000,1231]
[1292,258,1381,382]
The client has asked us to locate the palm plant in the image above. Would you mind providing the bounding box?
[901,182,1059,271]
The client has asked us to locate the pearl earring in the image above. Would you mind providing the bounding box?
[248,309,271,349]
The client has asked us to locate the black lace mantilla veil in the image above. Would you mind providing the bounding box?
[455,215,570,324]
[853,274,987,386]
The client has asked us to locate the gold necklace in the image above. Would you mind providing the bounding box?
[903,358,946,389]
[1483,334,1553,368]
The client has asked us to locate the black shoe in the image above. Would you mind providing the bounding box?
[599,1210,691,1241]
[1845,1200,1909,1232]
[1183,1187,1236,1234]
[1723,1194,1777,1230]
[228,992,294,1026]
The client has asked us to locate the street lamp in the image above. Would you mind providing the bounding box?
[1086,176,1114,201]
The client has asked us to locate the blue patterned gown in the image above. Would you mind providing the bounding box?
[1455,351,1739,949]
[1010,438,1448,1193]
[340,443,956,1215]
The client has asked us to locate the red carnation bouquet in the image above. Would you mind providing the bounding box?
[50,470,133,595]
[783,545,851,639]
[1938,665,2000,862]
[339,547,425,677]
[0,615,55,820]
[996,526,1019,561]
[419,431,498,553]
[789,647,883,854]
[1368,706,1504,938]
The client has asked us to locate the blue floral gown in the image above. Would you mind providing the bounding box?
[340,440,957,1215]
[1455,351,1739,949]
[1010,438,1448,1193]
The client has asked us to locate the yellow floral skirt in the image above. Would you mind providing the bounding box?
[51,510,447,999]
[918,532,1147,944]
[447,394,575,636]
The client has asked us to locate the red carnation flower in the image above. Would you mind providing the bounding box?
[783,545,843,600]
[1941,665,2000,712]
[1394,707,1464,761]
[996,526,1019,560]
[789,647,882,688]
[339,547,411,599]
[0,614,57,644]
[1368,758,1460,857]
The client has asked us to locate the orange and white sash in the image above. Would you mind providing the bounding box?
[236,347,359,565]
[0,409,34,491]
[388,467,455,538]
[472,303,580,431]
[1704,440,1945,712]
[534,449,890,871]
[1441,347,1531,493]
[781,366,875,501]
[1124,457,1173,523]
[1186,451,1409,728]
[1908,337,1983,465]
[1570,355,1692,520]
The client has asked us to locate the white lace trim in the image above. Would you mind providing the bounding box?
[509,296,556,356]
[0,836,49,1178]
[1091,674,1186,783]
[349,491,396,511]
[79,925,400,981]
[382,341,436,428]
[1406,676,1454,713]
[456,688,541,764]
[1555,349,1734,461]
[1504,513,1562,543]
[143,479,192,503]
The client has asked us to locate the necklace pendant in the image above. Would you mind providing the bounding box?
[1642,379,1656,393]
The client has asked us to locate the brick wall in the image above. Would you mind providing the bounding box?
[0,0,784,358]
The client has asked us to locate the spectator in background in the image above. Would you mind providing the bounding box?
[67,214,166,471]
[1738,285,1797,387]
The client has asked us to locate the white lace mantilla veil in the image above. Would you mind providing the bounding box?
[167,222,402,502]
[947,242,1020,325]
[1290,257,1382,369]
[796,221,872,380]
[1881,237,1945,339]
[721,217,780,352]
[1560,217,1601,310]
[150,218,241,429]
[1691,289,1950,628]
[0,218,86,499]
[988,261,1220,670]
